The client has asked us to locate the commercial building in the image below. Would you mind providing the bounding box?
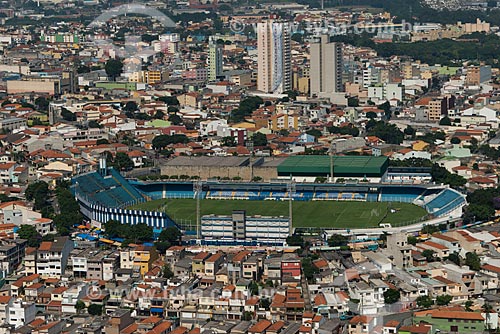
[310,35,343,97]
[201,210,290,245]
[208,36,223,82]
[6,77,62,95]
[466,65,492,85]
[257,18,291,94]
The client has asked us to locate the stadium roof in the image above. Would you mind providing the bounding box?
[165,156,250,167]
[277,156,388,177]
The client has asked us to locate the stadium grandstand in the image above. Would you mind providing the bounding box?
[72,168,467,235]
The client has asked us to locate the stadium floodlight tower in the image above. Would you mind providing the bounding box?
[287,180,295,236]
[328,145,334,183]
[193,180,203,239]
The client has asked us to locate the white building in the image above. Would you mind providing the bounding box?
[201,211,290,245]
[61,284,87,314]
[257,19,291,94]
[7,299,35,328]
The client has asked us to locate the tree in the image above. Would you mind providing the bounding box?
[162,264,174,279]
[153,110,165,120]
[407,235,417,245]
[465,252,481,271]
[167,106,179,113]
[158,227,182,245]
[404,125,416,137]
[88,120,101,128]
[286,234,304,247]
[439,116,452,126]
[75,300,86,314]
[253,132,267,147]
[483,303,493,330]
[105,59,123,80]
[464,300,473,311]
[347,97,359,107]
[158,96,179,105]
[436,294,452,306]
[447,253,461,266]
[60,108,76,121]
[168,114,182,125]
[328,234,348,247]
[96,139,109,145]
[35,97,49,111]
[152,134,189,150]
[242,311,253,321]
[306,129,322,139]
[383,288,400,304]
[416,295,433,308]
[328,124,359,137]
[104,220,122,238]
[131,223,153,242]
[124,101,138,112]
[222,136,237,147]
[450,136,461,144]
[17,225,41,248]
[112,152,134,171]
[249,281,259,295]
[291,33,303,43]
[378,101,391,119]
[87,304,103,316]
[53,186,82,234]
[368,121,404,144]
[366,111,377,119]
[25,181,50,212]
[301,257,319,283]
[421,249,436,262]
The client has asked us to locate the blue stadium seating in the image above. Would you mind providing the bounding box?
[424,189,465,216]
[73,169,145,208]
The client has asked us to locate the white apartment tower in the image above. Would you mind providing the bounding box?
[257,18,292,94]
[208,36,223,82]
[310,35,343,97]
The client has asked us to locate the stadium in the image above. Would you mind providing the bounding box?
[72,155,467,241]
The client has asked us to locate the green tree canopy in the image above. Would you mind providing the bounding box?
[105,59,123,80]
[465,252,481,271]
[17,225,41,247]
[328,234,348,247]
[436,294,452,306]
[253,132,267,147]
[87,304,103,316]
[152,134,189,150]
[439,116,452,126]
[416,295,433,308]
[383,288,401,304]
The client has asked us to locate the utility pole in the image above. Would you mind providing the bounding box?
[194,180,203,239]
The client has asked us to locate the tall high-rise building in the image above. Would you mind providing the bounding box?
[257,19,291,94]
[208,36,223,82]
[310,35,343,97]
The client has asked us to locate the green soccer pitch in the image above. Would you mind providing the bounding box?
[128,199,428,229]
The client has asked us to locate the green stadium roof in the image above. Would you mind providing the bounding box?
[277,155,388,177]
